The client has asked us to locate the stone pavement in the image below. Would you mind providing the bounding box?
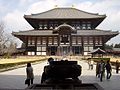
[0,60,120,90]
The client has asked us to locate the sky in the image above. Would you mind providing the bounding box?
[0,0,120,47]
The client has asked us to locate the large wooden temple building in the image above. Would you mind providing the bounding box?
[12,7,119,56]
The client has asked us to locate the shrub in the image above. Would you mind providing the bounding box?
[3,53,11,59]
[88,58,110,63]
[0,58,47,71]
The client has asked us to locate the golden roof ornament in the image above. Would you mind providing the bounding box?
[54,5,58,8]
[72,4,75,8]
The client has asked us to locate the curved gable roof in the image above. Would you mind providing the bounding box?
[12,29,118,36]
[53,23,77,34]
[24,8,106,19]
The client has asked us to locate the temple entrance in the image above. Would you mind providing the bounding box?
[54,23,77,56]
[60,46,70,56]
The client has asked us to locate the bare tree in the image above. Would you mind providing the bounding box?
[0,21,9,55]
[7,41,17,55]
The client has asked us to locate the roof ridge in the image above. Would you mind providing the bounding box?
[31,8,55,16]
[28,7,106,17]
[72,8,106,17]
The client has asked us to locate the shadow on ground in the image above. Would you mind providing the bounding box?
[0,75,42,89]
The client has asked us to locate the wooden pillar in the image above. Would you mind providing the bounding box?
[35,37,37,55]
[93,36,95,49]
[70,35,72,55]
[76,36,78,45]
[25,36,28,55]
[88,36,89,45]
[57,36,60,56]
[81,36,84,55]
[46,37,48,55]
[102,36,105,50]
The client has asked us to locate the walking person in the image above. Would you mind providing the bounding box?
[26,63,34,86]
[90,60,94,70]
[96,61,100,78]
[105,60,112,79]
[87,58,91,70]
[116,60,119,74]
[99,60,105,82]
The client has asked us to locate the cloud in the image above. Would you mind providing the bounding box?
[76,0,120,14]
[0,3,10,19]
[3,10,32,33]
[20,0,32,4]
[26,0,69,14]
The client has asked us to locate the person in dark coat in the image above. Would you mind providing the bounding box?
[26,63,34,86]
[105,60,112,79]
[96,61,100,78]
[41,57,54,83]
[116,60,119,74]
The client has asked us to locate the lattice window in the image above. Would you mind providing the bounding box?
[42,47,46,51]
[99,37,102,45]
[72,37,76,44]
[37,37,41,45]
[83,37,88,44]
[84,46,93,52]
[28,52,35,55]
[89,46,93,51]
[41,52,46,55]
[36,52,41,55]
[84,46,89,51]
[77,37,81,44]
[37,47,41,51]
[28,37,31,45]
[53,37,58,45]
[95,37,99,45]
[28,37,35,45]
[31,37,35,45]
[89,37,93,45]
[48,37,53,44]
[42,37,46,45]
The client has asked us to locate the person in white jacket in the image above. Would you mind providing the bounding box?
[26,63,34,86]
[99,60,105,82]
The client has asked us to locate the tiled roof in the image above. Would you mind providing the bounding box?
[90,48,106,54]
[24,8,106,19]
[76,29,119,36]
[12,30,58,36]
[113,48,120,52]
[12,29,118,36]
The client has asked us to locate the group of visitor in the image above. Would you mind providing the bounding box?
[96,60,111,82]
[95,59,119,82]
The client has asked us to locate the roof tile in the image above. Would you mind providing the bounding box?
[24,8,106,19]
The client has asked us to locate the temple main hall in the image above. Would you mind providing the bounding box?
[12,7,118,56]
